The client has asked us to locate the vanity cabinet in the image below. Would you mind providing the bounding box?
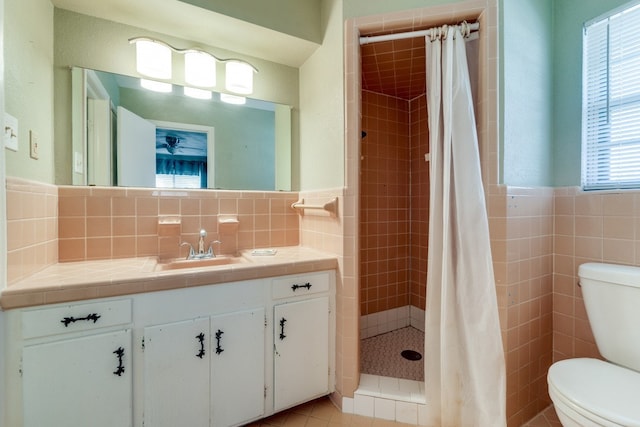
[18,299,133,427]
[141,308,265,427]
[142,317,210,427]
[7,269,334,427]
[211,308,266,426]
[272,272,332,412]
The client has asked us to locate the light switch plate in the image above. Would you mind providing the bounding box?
[74,151,84,174]
[29,130,39,159]
[4,113,18,151]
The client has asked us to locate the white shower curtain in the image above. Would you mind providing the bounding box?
[424,26,506,427]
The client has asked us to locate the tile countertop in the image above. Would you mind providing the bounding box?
[1,246,338,310]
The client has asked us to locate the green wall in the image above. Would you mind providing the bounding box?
[501,0,553,186]
[343,0,467,18]
[552,0,629,186]
[4,0,54,183]
[180,0,323,44]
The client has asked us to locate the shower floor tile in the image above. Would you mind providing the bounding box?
[360,326,424,381]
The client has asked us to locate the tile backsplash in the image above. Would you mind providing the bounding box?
[6,177,300,285]
[6,178,58,284]
[57,186,300,262]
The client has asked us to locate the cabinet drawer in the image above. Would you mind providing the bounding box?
[22,299,132,339]
[272,272,330,300]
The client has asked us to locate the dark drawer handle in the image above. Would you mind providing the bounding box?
[215,329,224,355]
[291,282,311,291]
[196,333,206,359]
[61,313,101,327]
[113,347,125,376]
[279,317,287,340]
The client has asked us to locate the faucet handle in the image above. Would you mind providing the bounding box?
[180,242,196,259]
[207,240,222,257]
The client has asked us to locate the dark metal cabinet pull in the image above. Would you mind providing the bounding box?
[291,282,312,291]
[279,317,287,340]
[215,330,224,355]
[113,347,125,376]
[60,313,101,327]
[196,333,206,359]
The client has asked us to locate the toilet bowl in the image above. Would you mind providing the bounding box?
[548,358,640,426]
[547,263,640,426]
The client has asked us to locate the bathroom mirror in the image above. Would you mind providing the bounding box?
[72,67,292,191]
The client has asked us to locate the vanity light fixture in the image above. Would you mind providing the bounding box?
[220,93,246,105]
[140,78,172,93]
[184,86,212,100]
[129,37,258,95]
[225,61,255,95]
[184,50,216,87]
[132,39,172,80]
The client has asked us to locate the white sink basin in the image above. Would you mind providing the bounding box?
[155,256,247,271]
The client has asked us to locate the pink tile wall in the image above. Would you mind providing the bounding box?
[57,186,300,262]
[358,90,429,316]
[6,178,58,285]
[298,188,353,403]
[409,94,429,311]
[500,188,554,426]
[360,90,411,316]
[552,188,640,363]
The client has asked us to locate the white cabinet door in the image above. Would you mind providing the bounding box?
[22,329,132,427]
[211,308,265,427]
[273,296,329,411]
[143,317,210,427]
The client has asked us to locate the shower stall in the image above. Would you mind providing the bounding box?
[358,32,479,382]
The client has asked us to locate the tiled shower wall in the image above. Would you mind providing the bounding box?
[359,91,429,317]
[360,90,411,316]
[409,94,429,311]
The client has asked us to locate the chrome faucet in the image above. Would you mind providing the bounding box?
[180,229,222,260]
[198,229,207,255]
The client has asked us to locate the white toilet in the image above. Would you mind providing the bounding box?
[548,263,640,426]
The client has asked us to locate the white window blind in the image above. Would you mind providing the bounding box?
[582,1,640,190]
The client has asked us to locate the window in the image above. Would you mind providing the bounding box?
[582,1,640,190]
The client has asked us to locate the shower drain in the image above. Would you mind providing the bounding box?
[400,350,422,361]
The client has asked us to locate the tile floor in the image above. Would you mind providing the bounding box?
[360,327,424,381]
[248,396,417,427]
[249,396,561,426]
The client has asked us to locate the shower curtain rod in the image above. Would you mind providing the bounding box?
[359,21,479,45]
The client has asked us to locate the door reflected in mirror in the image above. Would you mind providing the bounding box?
[73,67,291,191]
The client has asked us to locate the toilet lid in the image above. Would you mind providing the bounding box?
[548,358,640,427]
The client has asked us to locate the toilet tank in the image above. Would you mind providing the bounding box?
[579,262,640,372]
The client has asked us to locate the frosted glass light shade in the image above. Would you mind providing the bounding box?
[135,40,171,79]
[184,86,212,100]
[185,51,216,87]
[220,93,246,105]
[140,79,172,93]
[225,61,254,95]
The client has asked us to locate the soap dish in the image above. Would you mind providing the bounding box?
[251,249,277,256]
